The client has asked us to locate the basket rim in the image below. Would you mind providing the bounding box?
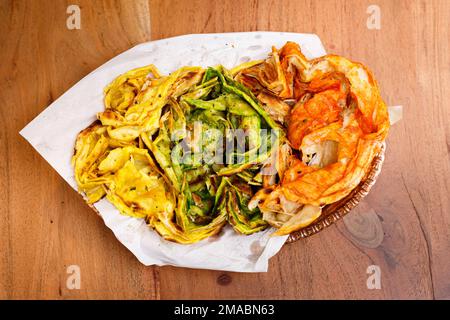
[286,142,386,243]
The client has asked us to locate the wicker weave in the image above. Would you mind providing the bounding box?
[286,143,386,243]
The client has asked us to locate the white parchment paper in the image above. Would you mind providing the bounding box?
[20,32,327,272]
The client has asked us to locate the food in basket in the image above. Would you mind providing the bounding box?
[72,42,389,243]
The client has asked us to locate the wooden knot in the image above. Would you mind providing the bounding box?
[343,201,384,248]
[217,273,232,286]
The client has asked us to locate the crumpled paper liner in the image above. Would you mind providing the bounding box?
[20,32,327,272]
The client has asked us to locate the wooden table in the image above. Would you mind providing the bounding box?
[1,0,449,299]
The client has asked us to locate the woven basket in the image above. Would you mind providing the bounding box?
[286,143,386,243]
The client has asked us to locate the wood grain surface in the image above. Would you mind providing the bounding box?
[1,0,449,299]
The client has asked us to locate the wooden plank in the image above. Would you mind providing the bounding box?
[0,0,158,299]
[149,0,450,299]
[0,0,448,299]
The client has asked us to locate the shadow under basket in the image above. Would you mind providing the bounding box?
[286,143,386,243]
